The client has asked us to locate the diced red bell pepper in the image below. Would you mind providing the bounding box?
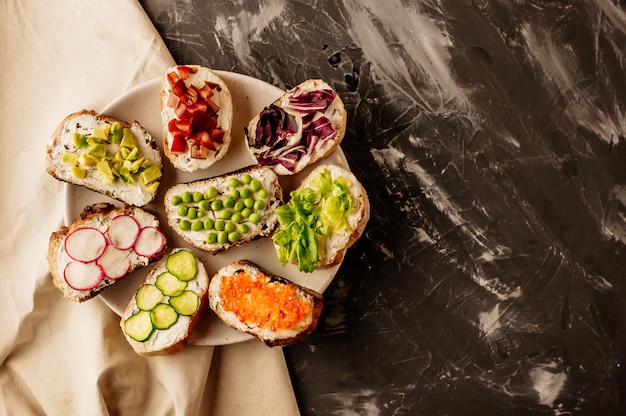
[187,101,208,117]
[166,71,180,86]
[168,118,192,138]
[206,98,219,116]
[170,134,187,154]
[175,101,188,119]
[210,128,225,143]
[189,139,208,159]
[184,85,198,106]
[198,83,214,100]
[177,65,196,80]
[172,79,187,97]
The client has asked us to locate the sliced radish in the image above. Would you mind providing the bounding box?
[64,261,104,291]
[97,245,132,280]
[134,227,165,257]
[106,215,140,250]
[64,227,107,262]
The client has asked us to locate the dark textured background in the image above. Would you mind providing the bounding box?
[141,1,626,414]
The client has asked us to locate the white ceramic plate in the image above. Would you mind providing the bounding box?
[64,71,349,345]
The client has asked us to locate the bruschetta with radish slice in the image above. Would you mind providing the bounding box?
[48,203,167,302]
[160,65,233,172]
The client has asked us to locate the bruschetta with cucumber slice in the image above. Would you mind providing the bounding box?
[121,248,209,356]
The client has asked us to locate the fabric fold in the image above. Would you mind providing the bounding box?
[0,0,300,415]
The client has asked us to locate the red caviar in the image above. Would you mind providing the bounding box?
[219,271,310,331]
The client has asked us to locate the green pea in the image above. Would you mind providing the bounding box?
[244,198,254,208]
[217,231,228,245]
[224,222,236,233]
[239,187,250,198]
[206,233,217,244]
[234,201,245,212]
[230,213,243,223]
[182,191,193,203]
[177,205,188,217]
[204,219,215,230]
[228,178,240,188]
[218,209,232,220]
[229,189,240,199]
[199,200,211,211]
[249,213,262,224]
[253,200,265,211]
[193,192,204,202]
[238,223,249,234]
[258,189,269,199]
[250,179,261,192]
[187,207,197,220]
[241,208,252,218]
[179,220,191,231]
[206,186,218,199]
[196,210,206,218]
[223,197,235,209]
[171,195,183,206]
[242,174,252,184]
[214,220,225,231]
[191,221,204,232]
[211,200,223,211]
[228,231,241,243]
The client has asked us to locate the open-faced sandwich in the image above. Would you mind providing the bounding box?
[208,260,324,347]
[272,164,369,273]
[121,248,209,356]
[164,165,283,254]
[46,110,163,207]
[160,65,233,172]
[245,79,347,176]
[48,203,167,302]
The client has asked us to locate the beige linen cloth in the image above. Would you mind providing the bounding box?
[0,1,300,415]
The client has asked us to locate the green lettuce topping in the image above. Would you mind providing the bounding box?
[272,168,353,273]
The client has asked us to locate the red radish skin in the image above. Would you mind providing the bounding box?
[64,261,104,291]
[106,215,140,250]
[134,227,165,257]
[97,245,132,280]
[64,227,107,262]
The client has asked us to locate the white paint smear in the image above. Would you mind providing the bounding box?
[529,364,567,408]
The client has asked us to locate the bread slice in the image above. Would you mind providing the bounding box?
[160,65,233,172]
[46,110,162,207]
[121,248,209,356]
[208,260,324,347]
[48,203,168,302]
[245,79,347,175]
[273,164,370,272]
[163,165,283,254]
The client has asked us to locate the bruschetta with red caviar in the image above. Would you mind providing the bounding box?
[208,260,324,347]
[160,65,233,172]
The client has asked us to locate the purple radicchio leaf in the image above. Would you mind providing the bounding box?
[285,88,337,115]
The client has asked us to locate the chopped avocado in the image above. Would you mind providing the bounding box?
[73,133,88,148]
[87,143,106,158]
[78,154,97,167]
[62,152,78,165]
[71,165,86,179]
[97,160,115,183]
[131,157,145,173]
[110,122,122,144]
[90,128,108,143]
[126,147,139,161]
[120,128,136,148]
[145,181,160,194]
[140,164,162,184]
[119,166,134,184]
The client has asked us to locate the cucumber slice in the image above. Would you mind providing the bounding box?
[169,290,200,316]
[165,250,197,281]
[124,311,154,342]
[135,284,163,311]
[155,272,187,297]
[150,303,179,330]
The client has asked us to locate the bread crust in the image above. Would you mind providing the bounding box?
[208,260,324,347]
[120,248,209,356]
[48,203,168,302]
[245,79,347,175]
[46,110,162,206]
[160,65,233,172]
[163,165,283,253]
